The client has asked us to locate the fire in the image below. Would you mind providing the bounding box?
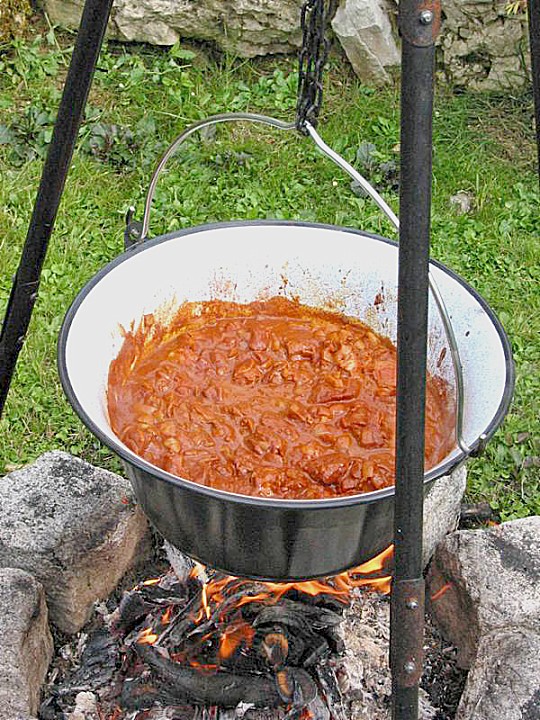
[189,543,394,624]
[430,581,452,602]
[137,627,159,645]
[106,706,123,720]
[356,543,394,574]
[218,619,255,659]
[161,605,173,625]
[135,545,393,666]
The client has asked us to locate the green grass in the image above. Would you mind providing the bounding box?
[0,21,538,519]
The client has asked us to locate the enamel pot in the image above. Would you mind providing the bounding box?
[58,219,514,580]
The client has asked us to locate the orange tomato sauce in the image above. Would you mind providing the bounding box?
[107,296,455,499]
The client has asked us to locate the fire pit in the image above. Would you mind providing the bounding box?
[37,546,440,720]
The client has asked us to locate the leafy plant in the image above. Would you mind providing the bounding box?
[0,104,56,164]
[81,116,161,170]
[353,141,399,193]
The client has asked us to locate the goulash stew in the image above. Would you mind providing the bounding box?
[107,297,455,499]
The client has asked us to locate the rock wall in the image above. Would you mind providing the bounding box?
[38,0,531,90]
[42,0,304,57]
[439,0,530,91]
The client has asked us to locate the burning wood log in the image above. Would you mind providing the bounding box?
[135,643,317,709]
[109,591,151,636]
[121,675,189,710]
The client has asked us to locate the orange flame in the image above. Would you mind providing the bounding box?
[134,546,393,665]
[106,705,123,720]
[430,582,452,602]
[161,605,173,625]
[137,627,159,645]
[189,544,394,626]
[170,651,218,673]
[219,620,256,659]
[188,660,218,673]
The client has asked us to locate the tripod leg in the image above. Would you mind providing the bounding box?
[529,0,540,181]
[391,2,440,718]
[0,0,114,416]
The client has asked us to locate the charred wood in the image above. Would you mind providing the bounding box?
[253,601,339,667]
[313,664,347,720]
[251,599,343,631]
[109,591,151,636]
[260,632,289,668]
[135,643,317,709]
[58,627,119,696]
[121,675,189,709]
[320,626,345,656]
[300,636,330,668]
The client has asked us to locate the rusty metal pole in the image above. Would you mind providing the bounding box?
[0,0,113,417]
[391,1,441,719]
[529,0,540,179]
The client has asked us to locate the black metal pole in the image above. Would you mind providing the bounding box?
[529,0,540,179]
[0,0,113,418]
[391,2,440,719]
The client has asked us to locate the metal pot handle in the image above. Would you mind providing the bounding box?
[125,111,471,456]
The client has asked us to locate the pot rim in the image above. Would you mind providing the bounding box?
[58,219,515,509]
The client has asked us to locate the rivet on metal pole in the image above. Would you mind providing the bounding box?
[419,10,434,25]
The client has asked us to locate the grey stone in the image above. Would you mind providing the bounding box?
[331,0,400,86]
[449,191,475,215]
[426,516,540,668]
[40,0,531,91]
[0,568,53,717]
[439,0,529,90]
[164,540,195,582]
[42,0,304,57]
[423,465,467,569]
[67,691,99,720]
[0,451,151,634]
[480,55,527,93]
[456,627,540,720]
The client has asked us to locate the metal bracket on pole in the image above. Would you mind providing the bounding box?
[390,578,425,688]
[398,0,441,47]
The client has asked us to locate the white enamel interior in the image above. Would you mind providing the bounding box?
[62,224,509,475]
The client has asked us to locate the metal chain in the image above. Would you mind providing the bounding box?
[296,0,338,134]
